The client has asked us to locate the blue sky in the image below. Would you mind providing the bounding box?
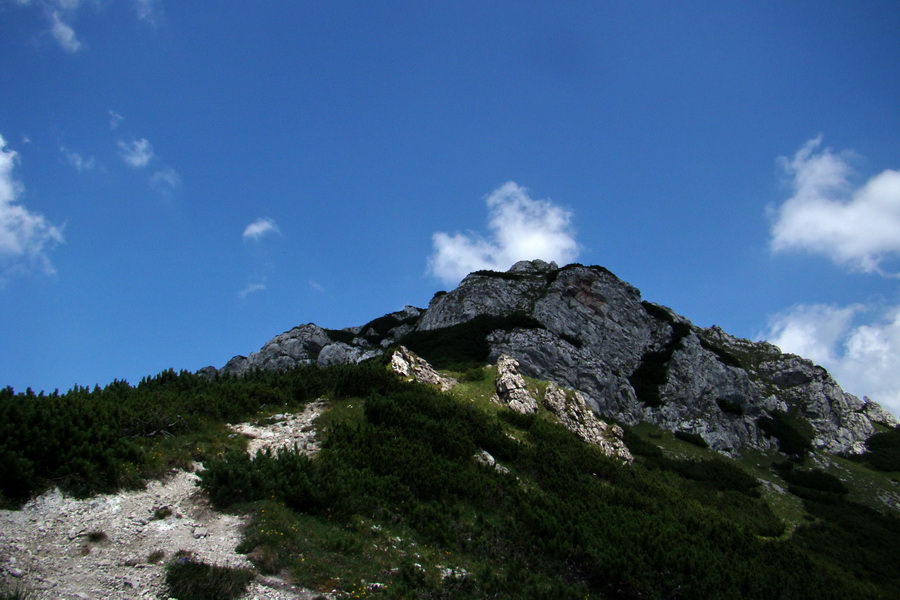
[2,1,900,414]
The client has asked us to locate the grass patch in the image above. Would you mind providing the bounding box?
[314,397,366,438]
[0,585,35,600]
[165,557,255,600]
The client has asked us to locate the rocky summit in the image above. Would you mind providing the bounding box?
[210,260,896,458]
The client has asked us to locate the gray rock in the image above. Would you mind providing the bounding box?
[221,324,331,375]
[215,259,896,459]
[544,382,633,462]
[390,346,457,391]
[494,355,538,414]
[317,342,380,366]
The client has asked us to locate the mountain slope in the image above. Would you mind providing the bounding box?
[213,260,896,458]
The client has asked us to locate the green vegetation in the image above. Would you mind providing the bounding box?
[864,427,900,471]
[0,362,401,506]
[0,585,35,600]
[758,410,814,457]
[716,397,744,415]
[399,312,544,370]
[698,337,744,368]
[3,362,899,599]
[674,430,709,448]
[628,318,691,408]
[164,555,254,600]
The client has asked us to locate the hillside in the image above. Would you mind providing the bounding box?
[2,261,900,599]
[216,260,897,457]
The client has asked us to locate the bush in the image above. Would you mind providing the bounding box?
[716,398,744,416]
[400,313,544,369]
[758,411,813,456]
[866,429,900,471]
[628,322,691,408]
[674,430,709,448]
[782,468,848,495]
[165,558,254,600]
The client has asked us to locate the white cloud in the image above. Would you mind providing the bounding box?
[770,136,900,275]
[309,280,325,293]
[48,9,81,52]
[428,181,580,284]
[242,217,280,242]
[133,0,160,24]
[117,138,154,168]
[60,146,95,172]
[0,135,64,275]
[108,110,124,129]
[238,282,266,298]
[760,303,900,416]
[150,167,181,189]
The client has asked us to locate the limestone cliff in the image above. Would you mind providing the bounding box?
[209,260,896,457]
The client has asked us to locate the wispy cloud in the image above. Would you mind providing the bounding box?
[0,135,64,276]
[429,181,580,284]
[60,145,96,172]
[10,1,162,53]
[770,136,900,276]
[117,138,154,168]
[133,0,159,23]
[108,110,124,130]
[310,280,325,293]
[150,167,181,189]
[760,302,900,415]
[242,217,280,242]
[48,8,81,53]
[238,282,266,298]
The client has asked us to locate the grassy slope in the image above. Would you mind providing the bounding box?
[3,362,899,599]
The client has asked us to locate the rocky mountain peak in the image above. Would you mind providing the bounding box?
[209,260,896,458]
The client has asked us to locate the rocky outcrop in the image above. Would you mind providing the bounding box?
[220,324,333,376]
[493,355,538,414]
[544,382,633,463]
[423,261,894,456]
[317,342,381,367]
[212,260,896,458]
[390,346,457,391]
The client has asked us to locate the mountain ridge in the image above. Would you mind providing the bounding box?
[208,260,897,458]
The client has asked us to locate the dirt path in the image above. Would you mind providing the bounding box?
[0,402,328,600]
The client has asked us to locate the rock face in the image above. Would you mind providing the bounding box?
[493,355,539,414]
[211,260,896,458]
[390,346,457,392]
[543,382,633,463]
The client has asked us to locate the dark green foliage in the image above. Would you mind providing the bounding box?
[649,456,762,497]
[794,500,900,594]
[641,301,675,324]
[358,311,420,344]
[865,428,900,471]
[620,427,664,458]
[558,332,583,349]
[165,558,254,600]
[674,430,709,448]
[460,366,487,382]
[758,411,813,456]
[716,397,744,415]
[0,362,404,504]
[322,328,356,344]
[0,585,35,600]
[5,360,900,598]
[781,468,848,495]
[470,269,529,281]
[698,337,744,368]
[628,321,691,408]
[400,313,544,370]
[200,382,885,599]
